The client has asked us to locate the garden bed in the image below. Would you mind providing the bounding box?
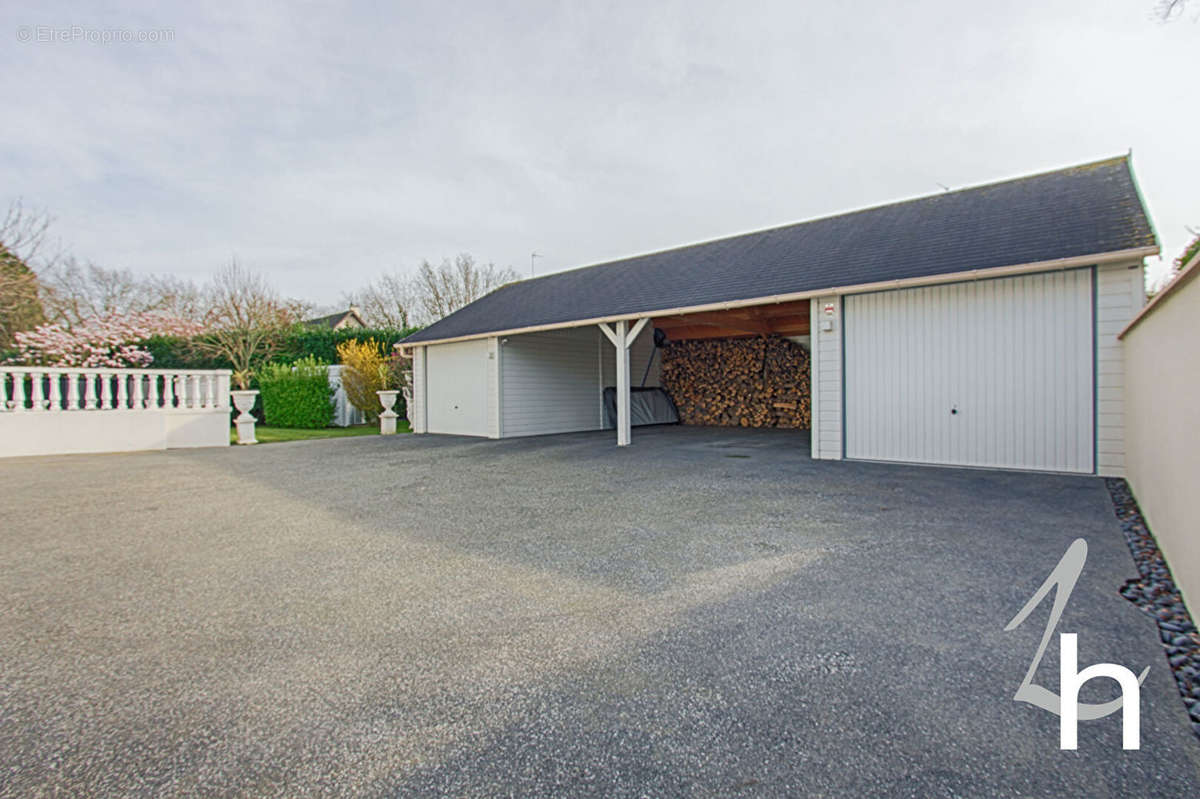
[1107,478,1200,737]
[229,423,409,444]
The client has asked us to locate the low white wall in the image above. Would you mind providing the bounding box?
[0,409,229,457]
[1121,262,1200,609]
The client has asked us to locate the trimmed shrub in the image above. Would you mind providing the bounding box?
[257,356,334,428]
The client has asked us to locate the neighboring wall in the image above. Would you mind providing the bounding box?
[810,295,843,459]
[1121,259,1200,609]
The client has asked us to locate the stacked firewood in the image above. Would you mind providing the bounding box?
[660,336,811,429]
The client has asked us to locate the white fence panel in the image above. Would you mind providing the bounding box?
[327,365,366,427]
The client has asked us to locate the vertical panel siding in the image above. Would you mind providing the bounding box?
[501,326,605,437]
[487,337,501,439]
[844,269,1094,473]
[411,346,427,434]
[810,295,843,459]
[425,339,490,436]
[1094,262,1145,476]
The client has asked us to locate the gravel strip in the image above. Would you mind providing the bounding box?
[1107,477,1200,738]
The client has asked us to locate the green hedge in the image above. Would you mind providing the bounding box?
[142,325,420,373]
[142,335,231,370]
[257,356,335,428]
[274,326,419,363]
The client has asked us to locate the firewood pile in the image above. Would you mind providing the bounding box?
[660,336,811,429]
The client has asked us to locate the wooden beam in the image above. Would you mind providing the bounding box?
[627,317,649,346]
[655,313,772,336]
[652,298,815,341]
[658,325,759,341]
[597,322,619,347]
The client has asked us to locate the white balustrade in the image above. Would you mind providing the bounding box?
[0,367,232,413]
[1,366,234,457]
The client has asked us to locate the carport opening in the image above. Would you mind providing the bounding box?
[605,301,812,445]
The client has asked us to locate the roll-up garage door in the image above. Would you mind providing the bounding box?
[426,339,489,436]
[844,269,1094,473]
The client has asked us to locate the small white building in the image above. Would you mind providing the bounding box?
[399,156,1157,476]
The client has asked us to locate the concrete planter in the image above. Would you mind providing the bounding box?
[377,390,399,435]
[230,389,259,445]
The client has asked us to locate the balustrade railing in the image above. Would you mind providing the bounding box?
[1,367,231,413]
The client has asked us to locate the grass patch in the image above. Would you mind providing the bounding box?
[231,422,410,444]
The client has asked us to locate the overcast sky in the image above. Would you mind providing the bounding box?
[1,1,1195,304]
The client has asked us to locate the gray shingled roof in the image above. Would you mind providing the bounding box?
[404,156,1156,344]
[304,309,364,329]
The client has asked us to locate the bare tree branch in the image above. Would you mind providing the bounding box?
[193,261,310,388]
[415,254,520,322]
[0,200,57,268]
[344,272,420,329]
[37,258,205,329]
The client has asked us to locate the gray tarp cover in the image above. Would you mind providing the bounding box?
[602,387,680,428]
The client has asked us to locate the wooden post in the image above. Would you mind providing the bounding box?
[615,320,631,446]
[600,319,648,447]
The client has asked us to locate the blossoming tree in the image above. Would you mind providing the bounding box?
[8,312,204,368]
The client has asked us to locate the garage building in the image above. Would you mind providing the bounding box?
[400,156,1157,475]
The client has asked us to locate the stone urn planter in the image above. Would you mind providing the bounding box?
[377,390,400,435]
[230,389,259,445]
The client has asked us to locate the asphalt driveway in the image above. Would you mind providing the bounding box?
[1,426,1198,797]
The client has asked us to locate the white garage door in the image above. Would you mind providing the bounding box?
[844,269,1094,473]
[426,339,489,436]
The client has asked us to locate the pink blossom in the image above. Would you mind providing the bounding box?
[8,313,205,368]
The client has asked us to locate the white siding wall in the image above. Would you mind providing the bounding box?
[843,269,1094,473]
[501,327,605,437]
[411,345,427,434]
[1095,262,1145,476]
[810,295,843,459]
[487,337,501,438]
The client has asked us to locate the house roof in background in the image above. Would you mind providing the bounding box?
[404,155,1157,344]
[304,308,365,329]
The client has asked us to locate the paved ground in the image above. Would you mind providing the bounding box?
[1,426,1198,797]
